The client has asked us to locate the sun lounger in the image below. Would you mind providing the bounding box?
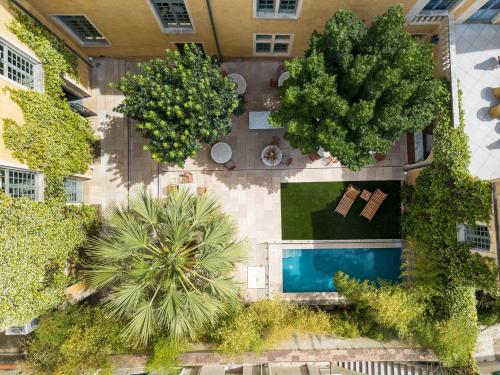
[334,184,361,217]
[360,189,388,221]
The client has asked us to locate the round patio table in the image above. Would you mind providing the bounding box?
[211,142,232,164]
[278,71,290,87]
[227,73,247,95]
[261,145,282,167]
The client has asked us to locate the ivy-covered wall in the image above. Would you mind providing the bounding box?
[0,3,95,197]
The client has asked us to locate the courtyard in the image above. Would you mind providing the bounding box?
[86,58,406,301]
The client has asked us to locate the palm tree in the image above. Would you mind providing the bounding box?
[83,188,246,347]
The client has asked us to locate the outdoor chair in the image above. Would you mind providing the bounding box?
[165,184,177,194]
[181,171,193,184]
[360,189,388,222]
[271,135,281,146]
[334,184,361,217]
[309,152,321,161]
[321,156,338,166]
[224,160,236,170]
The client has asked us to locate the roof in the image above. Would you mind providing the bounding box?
[455,24,500,181]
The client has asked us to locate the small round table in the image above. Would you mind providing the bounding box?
[278,71,290,87]
[261,145,283,167]
[227,73,247,95]
[211,142,232,164]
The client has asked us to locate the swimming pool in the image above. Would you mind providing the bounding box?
[282,247,401,293]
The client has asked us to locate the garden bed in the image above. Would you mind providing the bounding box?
[281,180,401,240]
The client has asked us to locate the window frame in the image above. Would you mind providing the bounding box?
[253,33,294,56]
[0,36,43,91]
[457,223,491,251]
[51,14,110,47]
[422,0,462,11]
[466,0,500,23]
[0,166,41,201]
[148,0,195,34]
[63,178,84,204]
[254,0,302,19]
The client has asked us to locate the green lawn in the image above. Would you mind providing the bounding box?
[281,181,401,240]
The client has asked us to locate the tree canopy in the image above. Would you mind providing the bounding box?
[83,189,247,347]
[0,194,96,329]
[113,45,238,166]
[270,6,439,170]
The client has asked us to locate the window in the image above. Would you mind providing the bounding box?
[256,0,300,18]
[64,178,84,204]
[254,34,293,55]
[465,224,490,251]
[150,0,193,32]
[0,40,38,89]
[423,0,461,10]
[0,167,38,200]
[53,15,109,46]
[467,0,500,23]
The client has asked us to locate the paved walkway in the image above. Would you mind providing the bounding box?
[86,58,406,301]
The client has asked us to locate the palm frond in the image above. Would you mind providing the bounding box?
[129,188,162,225]
[123,301,156,347]
[105,282,144,318]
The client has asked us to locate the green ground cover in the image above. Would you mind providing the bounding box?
[281,181,401,240]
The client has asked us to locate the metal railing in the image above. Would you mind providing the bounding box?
[438,14,460,128]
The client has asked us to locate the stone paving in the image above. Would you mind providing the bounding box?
[86,58,406,301]
[455,24,500,181]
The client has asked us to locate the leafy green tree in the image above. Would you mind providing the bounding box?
[270,6,438,170]
[22,305,132,375]
[83,189,247,347]
[0,193,96,329]
[112,45,238,166]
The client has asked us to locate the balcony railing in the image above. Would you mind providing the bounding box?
[410,9,449,25]
[438,14,460,128]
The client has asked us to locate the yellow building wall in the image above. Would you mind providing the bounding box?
[0,0,93,169]
[0,0,30,167]
[25,0,423,59]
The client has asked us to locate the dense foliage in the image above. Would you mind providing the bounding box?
[208,299,332,356]
[3,6,94,195]
[336,81,496,369]
[22,305,133,375]
[83,189,246,347]
[112,45,238,166]
[0,193,96,329]
[270,6,438,170]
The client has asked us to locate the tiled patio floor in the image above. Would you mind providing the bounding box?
[455,24,500,180]
[86,58,406,301]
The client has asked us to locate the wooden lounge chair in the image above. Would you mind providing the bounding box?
[334,184,361,217]
[360,189,388,222]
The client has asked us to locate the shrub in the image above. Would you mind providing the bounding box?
[270,6,438,170]
[210,299,332,356]
[112,44,238,166]
[0,193,97,329]
[22,305,133,375]
[146,338,188,373]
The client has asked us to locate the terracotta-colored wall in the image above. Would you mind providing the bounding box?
[24,0,424,59]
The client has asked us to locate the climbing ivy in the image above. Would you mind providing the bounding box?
[2,4,94,196]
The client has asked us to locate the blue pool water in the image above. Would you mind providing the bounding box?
[282,247,401,293]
